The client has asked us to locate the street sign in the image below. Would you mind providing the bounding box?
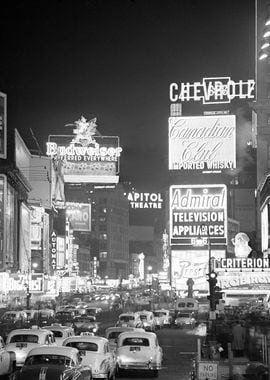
[198,361,218,380]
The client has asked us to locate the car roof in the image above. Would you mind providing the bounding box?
[118,331,156,340]
[7,328,53,336]
[27,345,79,357]
[63,335,108,344]
[106,327,135,332]
[43,324,73,331]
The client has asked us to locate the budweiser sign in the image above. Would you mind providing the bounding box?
[168,115,236,172]
[169,76,255,104]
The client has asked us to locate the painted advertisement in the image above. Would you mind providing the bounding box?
[170,184,227,246]
[0,93,7,159]
[168,115,236,172]
[171,250,225,291]
[66,202,91,232]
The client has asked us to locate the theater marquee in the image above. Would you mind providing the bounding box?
[169,184,227,246]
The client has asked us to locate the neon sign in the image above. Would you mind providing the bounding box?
[217,258,270,271]
[47,117,122,184]
[127,192,163,209]
[168,115,236,172]
[169,77,255,104]
[169,184,227,246]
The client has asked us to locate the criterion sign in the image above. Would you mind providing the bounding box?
[198,362,218,380]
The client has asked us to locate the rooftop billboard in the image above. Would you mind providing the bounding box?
[168,115,236,173]
[47,117,122,184]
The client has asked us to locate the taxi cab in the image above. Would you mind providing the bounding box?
[136,310,157,332]
[116,330,163,377]
[153,309,172,328]
[63,335,116,380]
[105,326,144,352]
[42,324,74,345]
[115,312,142,328]
[5,327,56,367]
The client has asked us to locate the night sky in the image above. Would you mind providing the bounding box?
[0,0,255,190]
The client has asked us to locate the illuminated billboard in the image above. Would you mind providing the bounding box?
[171,250,225,291]
[169,77,255,104]
[127,192,163,209]
[47,116,122,184]
[0,93,7,159]
[169,184,227,246]
[168,115,236,172]
[66,202,91,232]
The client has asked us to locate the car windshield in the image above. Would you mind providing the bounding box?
[25,354,72,366]
[1,313,16,321]
[177,313,190,318]
[119,316,134,322]
[74,317,93,323]
[153,312,166,317]
[10,334,39,343]
[122,337,149,346]
[108,331,122,340]
[52,331,63,338]
[139,315,147,321]
[66,341,98,352]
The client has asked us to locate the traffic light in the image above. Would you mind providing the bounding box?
[207,272,218,311]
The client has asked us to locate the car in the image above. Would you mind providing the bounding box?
[84,307,102,317]
[0,310,28,328]
[116,330,163,377]
[137,310,157,332]
[73,316,99,335]
[5,327,56,367]
[174,312,196,329]
[10,345,92,380]
[105,327,144,352]
[153,309,172,329]
[0,335,16,376]
[54,310,76,325]
[63,335,116,380]
[115,312,142,328]
[42,323,75,345]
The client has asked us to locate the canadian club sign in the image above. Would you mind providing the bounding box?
[169,184,227,246]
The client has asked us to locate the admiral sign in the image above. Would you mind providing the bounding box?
[169,76,255,104]
[170,184,227,246]
[168,115,236,172]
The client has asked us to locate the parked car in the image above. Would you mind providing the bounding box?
[116,313,142,328]
[0,335,16,376]
[10,345,92,380]
[116,330,163,377]
[73,316,99,335]
[5,327,56,367]
[63,335,116,380]
[153,309,172,329]
[42,323,74,345]
[84,307,102,317]
[174,312,196,329]
[137,310,157,332]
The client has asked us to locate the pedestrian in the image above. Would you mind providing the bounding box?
[232,320,246,357]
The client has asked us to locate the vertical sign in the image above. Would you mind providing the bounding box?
[51,231,57,270]
[0,176,5,269]
[0,93,7,159]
